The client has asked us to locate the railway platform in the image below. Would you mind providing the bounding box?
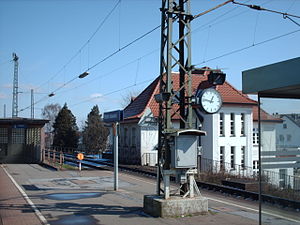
[0,164,299,225]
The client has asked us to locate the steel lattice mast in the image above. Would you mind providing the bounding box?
[12,53,19,118]
[157,0,193,195]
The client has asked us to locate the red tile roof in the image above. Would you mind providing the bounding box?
[123,69,264,121]
[252,106,282,123]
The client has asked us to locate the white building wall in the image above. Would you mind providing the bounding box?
[201,113,213,160]
[276,116,300,148]
[216,107,253,173]
[140,126,158,166]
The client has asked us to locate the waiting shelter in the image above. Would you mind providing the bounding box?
[0,118,48,163]
[242,57,300,225]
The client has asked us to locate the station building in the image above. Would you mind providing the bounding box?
[0,118,48,163]
[115,68,280,175]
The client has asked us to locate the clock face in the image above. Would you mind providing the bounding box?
[199,88,222,114]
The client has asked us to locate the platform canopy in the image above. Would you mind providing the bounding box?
[242,57,300,98]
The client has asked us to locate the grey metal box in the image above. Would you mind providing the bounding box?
[171,135,197,168]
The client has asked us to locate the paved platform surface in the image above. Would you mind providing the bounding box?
[0,165,42,225]
[0,164,299,225]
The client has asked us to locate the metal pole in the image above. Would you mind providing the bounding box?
[31,89,34,119]
[114,122,119,191]
[157,0,168,195]
[3,104,6,118]
[258,94,262,225]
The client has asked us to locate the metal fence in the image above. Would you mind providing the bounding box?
[198,156,300,200]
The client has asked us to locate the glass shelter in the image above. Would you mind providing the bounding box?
[242,57,300,225]
[0,118,48,163]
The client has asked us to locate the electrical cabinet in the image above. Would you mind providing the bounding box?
[170,129,206,169]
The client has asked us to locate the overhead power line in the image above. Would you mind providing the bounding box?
[232,1,300,21]
[36,0,121,90]
[18,25,160,114]
[86,25,161,71]
[19,0,300,113]
[55,48,159,96]
[195,28,300,66]
[70,77,155,108]
[0,59,12,66]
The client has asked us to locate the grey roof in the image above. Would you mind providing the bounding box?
[281,114,300,128]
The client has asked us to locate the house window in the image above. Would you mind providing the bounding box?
[219,113,224,136]
[287,134,291,142]
[0,128,8,144]
[131,127,136,147]
[220,146,224,169]
[241,146,245,168]
[283,124,287,129]
[241,113,245,136]
[253,128,259,145]
[12,128,25,144]
[230,146,235,169]
[279,169,287,188]
[279,134,284,142]
[124,128,128,146]
[253,160,258,170]
[230,113,235,136]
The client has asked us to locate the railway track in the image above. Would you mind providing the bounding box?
[44,151,300,210]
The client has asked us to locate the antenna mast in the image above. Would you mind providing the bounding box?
[12,53,19,117]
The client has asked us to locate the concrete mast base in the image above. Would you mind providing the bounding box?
[143,195,208,218]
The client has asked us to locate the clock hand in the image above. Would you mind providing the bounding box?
[210,96,214,103]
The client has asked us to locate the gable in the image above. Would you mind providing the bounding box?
[123,69,258,121]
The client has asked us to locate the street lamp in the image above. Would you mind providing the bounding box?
[78,71,89,79]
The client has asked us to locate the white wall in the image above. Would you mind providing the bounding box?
[140,126,158,166]
[215,107,253,170]
[276,116,300,148]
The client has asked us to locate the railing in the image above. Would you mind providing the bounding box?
[42,149,64,170]
[197,156,300,200]
[142,152,157,166]
[198,157,255,179]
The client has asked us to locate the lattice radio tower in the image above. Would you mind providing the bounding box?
[12,53,19,118]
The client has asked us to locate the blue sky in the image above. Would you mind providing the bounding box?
[1,0,300,126]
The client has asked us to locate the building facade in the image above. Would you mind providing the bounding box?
[0,118,48,163]
[116,70,262,173]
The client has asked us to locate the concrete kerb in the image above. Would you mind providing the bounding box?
[143,195,208,218]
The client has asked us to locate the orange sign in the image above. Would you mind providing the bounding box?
[77,153,84,160]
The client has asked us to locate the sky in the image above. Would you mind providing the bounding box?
[1,0,300,126]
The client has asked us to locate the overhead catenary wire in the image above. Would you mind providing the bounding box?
[86,25,161,71]
[232,1,300,19]
[35,0,121,91]
[53,48,159,96]
[70,78,155,108]
[18,0,300,113]
[0,59,12,66]
[18,25,160,113]
[17,0,246,114]
[232,1,300,27]
[195,28,300,66]
[70,29,300,108]
[34,0,252,101]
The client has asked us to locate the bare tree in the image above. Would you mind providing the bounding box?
[41,103,61,147]
[120,90,140,108]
